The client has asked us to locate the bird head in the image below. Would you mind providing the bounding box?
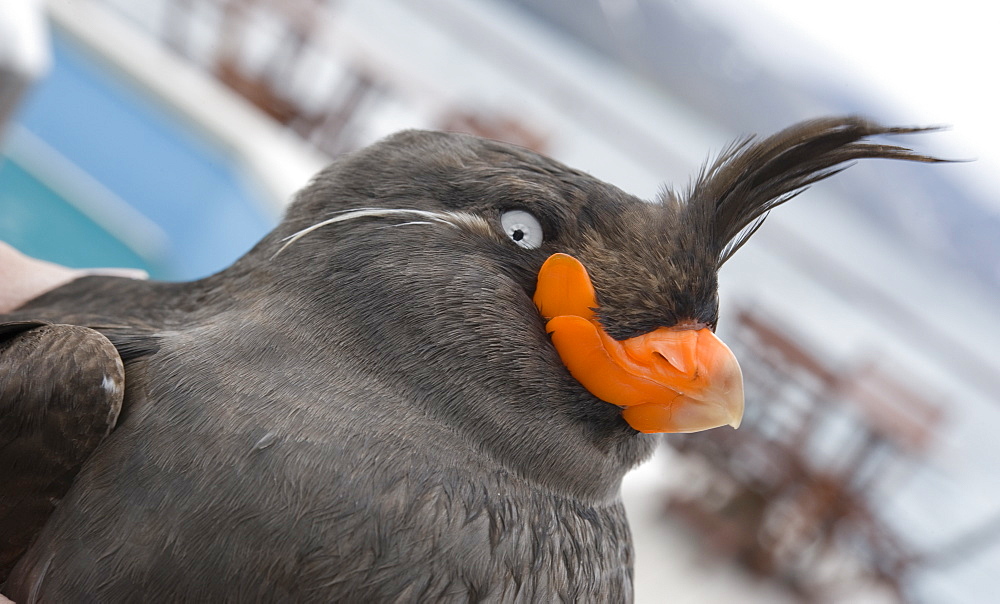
[253,117,939,498]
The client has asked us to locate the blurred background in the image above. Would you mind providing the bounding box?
[1,0,997,601]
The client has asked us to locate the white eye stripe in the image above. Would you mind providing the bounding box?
[271,207,493,258]
[501,210,544,249]
[272,207,546,258]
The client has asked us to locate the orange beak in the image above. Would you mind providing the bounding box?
[533,253,744,433]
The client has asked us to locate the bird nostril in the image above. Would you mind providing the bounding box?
[619,328,698,376]
[652,350,671,367]
[652,349,691,377]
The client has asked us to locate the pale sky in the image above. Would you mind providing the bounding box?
[697,0,1000,211]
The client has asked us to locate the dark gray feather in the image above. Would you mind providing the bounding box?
[0,323,124,581]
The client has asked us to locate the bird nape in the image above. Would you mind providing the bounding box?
[0,117,942,601]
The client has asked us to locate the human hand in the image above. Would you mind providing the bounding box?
[0,241,148,313]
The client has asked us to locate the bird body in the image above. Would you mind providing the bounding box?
[5,253,638,601]
[0,119,940,601]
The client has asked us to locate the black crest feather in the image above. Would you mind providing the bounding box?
[679,116,946,265]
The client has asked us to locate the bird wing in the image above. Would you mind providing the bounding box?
[0,321,126,582]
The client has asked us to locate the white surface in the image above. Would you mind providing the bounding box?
[0,0,50,75]
[0,0,51,134]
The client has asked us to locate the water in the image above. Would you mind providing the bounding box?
[0,26,277,281]
[0,154,153,272]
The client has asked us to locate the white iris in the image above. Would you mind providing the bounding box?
[500,210,543,249]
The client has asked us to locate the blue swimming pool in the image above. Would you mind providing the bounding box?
[0,26,278,281]
[0,153,152,271]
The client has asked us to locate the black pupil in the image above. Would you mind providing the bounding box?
[512,229,525,241]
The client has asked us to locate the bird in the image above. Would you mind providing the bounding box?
[0,117,940,601]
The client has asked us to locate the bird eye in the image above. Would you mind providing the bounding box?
[500,210,544,249]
